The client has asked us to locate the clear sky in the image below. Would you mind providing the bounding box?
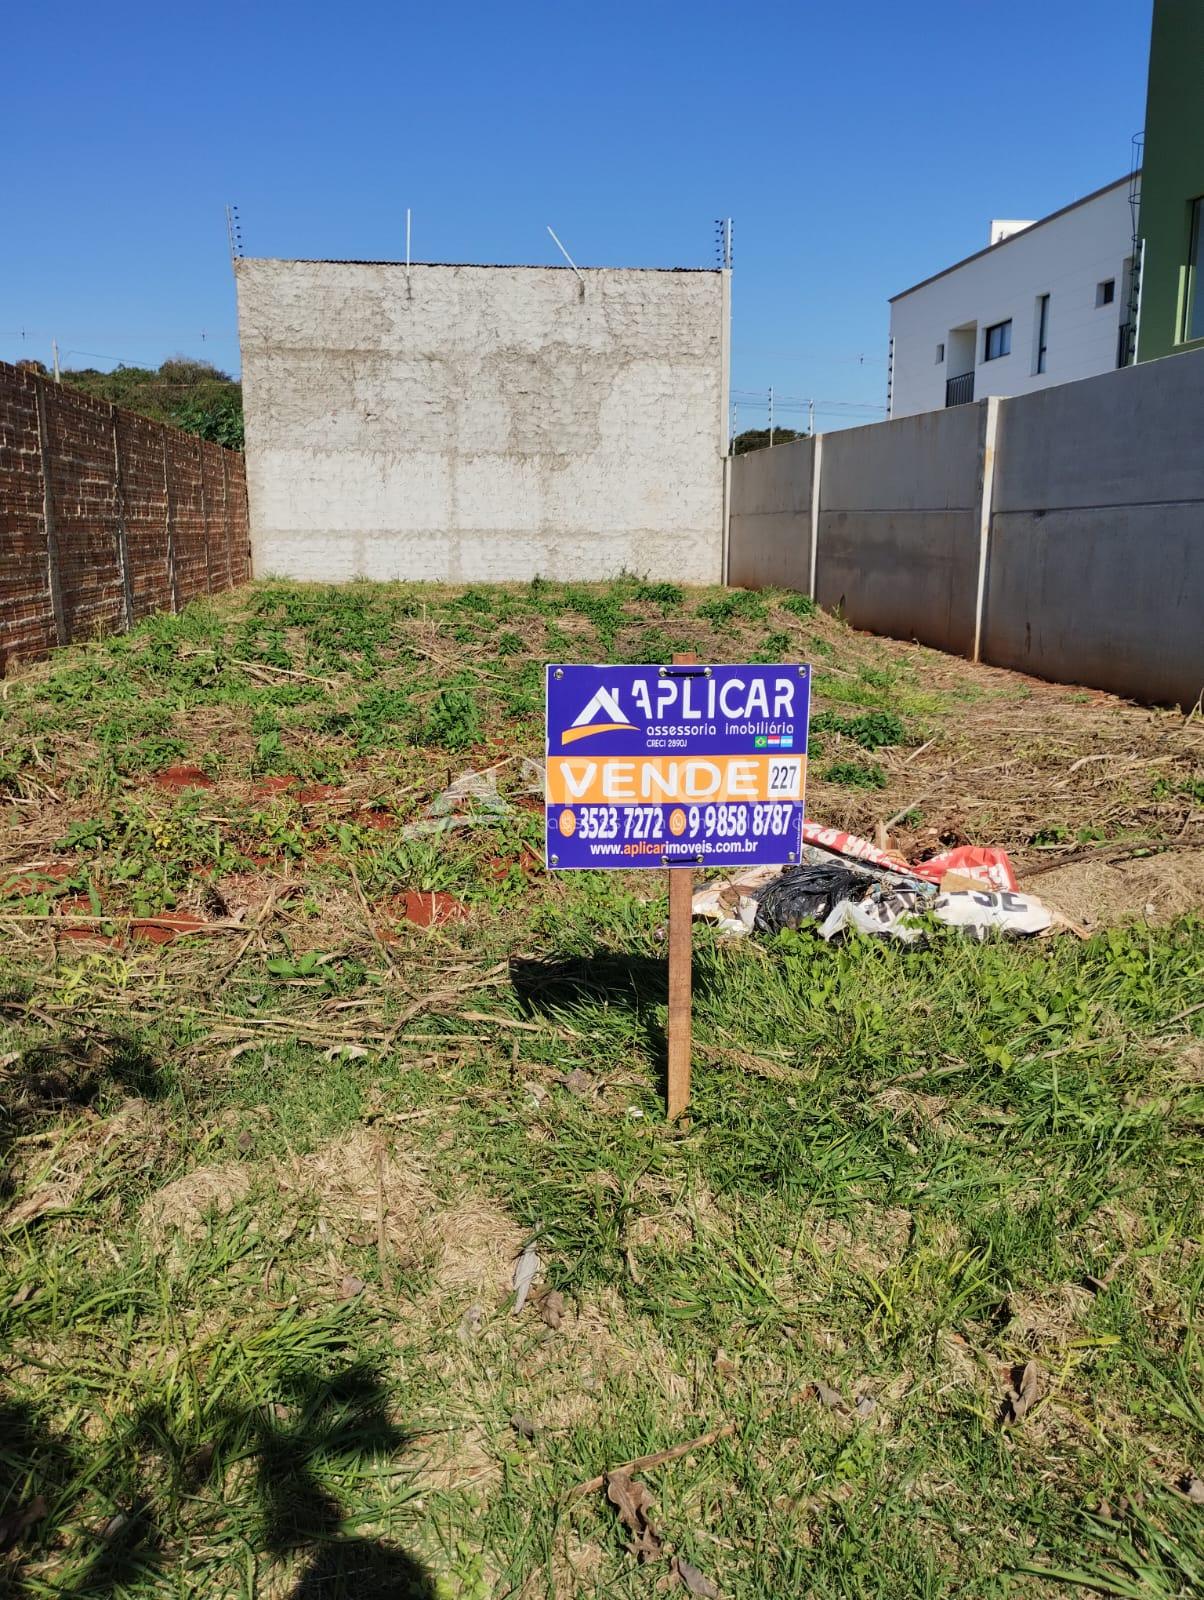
[4,0,1152,433]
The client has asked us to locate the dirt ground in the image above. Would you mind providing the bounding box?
[1,581,1202,1599]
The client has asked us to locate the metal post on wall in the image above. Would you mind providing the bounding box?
[162,435,180,613]
[547,225,586,300]
[110,405,135,630]
[33,376,67,646]
[768,386,774,447]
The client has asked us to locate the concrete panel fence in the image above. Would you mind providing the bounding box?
[0,360,250,670]
[727,347,1204,708]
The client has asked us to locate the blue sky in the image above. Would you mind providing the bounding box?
[4,0,1151,433]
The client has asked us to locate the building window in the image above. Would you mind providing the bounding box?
[935,342,945,363]
[983,320,1011,361]
[1185,197,1204,343]
[1035,294,1050,374]
[1096,278,1116,307]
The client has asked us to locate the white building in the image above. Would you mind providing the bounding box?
[888,176,1136,419]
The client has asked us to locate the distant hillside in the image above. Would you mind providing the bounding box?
[40,357,244,450]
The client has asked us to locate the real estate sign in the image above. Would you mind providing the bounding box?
[545,663,810,870]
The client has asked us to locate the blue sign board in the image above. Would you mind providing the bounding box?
[545,663,810,870]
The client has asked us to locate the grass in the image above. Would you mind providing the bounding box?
[0,578,1202,1598]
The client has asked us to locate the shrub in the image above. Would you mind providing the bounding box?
[823,759,888,790]
[634,582,684,608]
[811,710,908,750]
[697,590,767,625]
[417,688,481,750]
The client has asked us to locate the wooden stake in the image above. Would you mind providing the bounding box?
[666,651,698,1121]
[667,867,693,1119]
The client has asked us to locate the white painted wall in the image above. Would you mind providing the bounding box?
[889,178,1133,418]
[236,260,728,583]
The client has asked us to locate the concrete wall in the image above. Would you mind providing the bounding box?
[727,435,812,590]
[889,178,1133,418]
[0,361,249,670]
[981,349,1204,706]
[816,403,985,656]
[236,260,728,584]
[727,346,1204,709]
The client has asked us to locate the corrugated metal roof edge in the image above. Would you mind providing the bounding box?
[234,259,721,273]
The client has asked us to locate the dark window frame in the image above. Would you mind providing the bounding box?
[1097,278,1116,307]
[983,319,1012,361]
[1184,195,1204,344]
[1036,293,1050,374]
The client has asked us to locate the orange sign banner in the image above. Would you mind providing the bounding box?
[546,753,806,807]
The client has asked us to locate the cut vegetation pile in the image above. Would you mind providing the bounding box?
[1,577,1202,1598]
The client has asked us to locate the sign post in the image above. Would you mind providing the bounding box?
[666,652,697,1120]
[545,657,810,1119]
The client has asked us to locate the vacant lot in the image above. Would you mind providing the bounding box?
[1,578,1202,1599]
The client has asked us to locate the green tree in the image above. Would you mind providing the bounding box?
[58,357,244,450]
[731,427,807,455]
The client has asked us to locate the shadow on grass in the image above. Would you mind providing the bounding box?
[0,1365,436,1598]
[0,1022,170,1206]
[511,949,717,1094]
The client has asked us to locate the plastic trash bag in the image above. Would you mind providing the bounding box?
[932,889,1052,938]
[910,846,1018,892]
[819,889,929,943]
[691,864,791,936]
[753,865,872,933]
[801,820,911,874]
[692,842,934,937]
[819,886,1052,943]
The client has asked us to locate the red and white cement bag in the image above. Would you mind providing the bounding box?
[908,846,1018,893]
[801,821,911,875]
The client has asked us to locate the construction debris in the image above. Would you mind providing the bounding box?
[693,824,1053,943]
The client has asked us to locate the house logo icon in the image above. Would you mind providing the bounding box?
[560,685,639,745]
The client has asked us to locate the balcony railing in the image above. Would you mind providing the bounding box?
[945,371,975,407]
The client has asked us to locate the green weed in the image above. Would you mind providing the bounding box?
[697,589,768,624]
[633,581,684,609]
[812,709,910,750]
[416,687,481,750]
[823,758,888,789]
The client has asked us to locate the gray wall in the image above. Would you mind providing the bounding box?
[236,260,728,584]
[816,404,985,657]
[981,353,1204,706]
[727,436,812,590]
[727,347,1204,708]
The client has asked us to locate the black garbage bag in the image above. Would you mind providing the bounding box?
[753,864,867,933]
